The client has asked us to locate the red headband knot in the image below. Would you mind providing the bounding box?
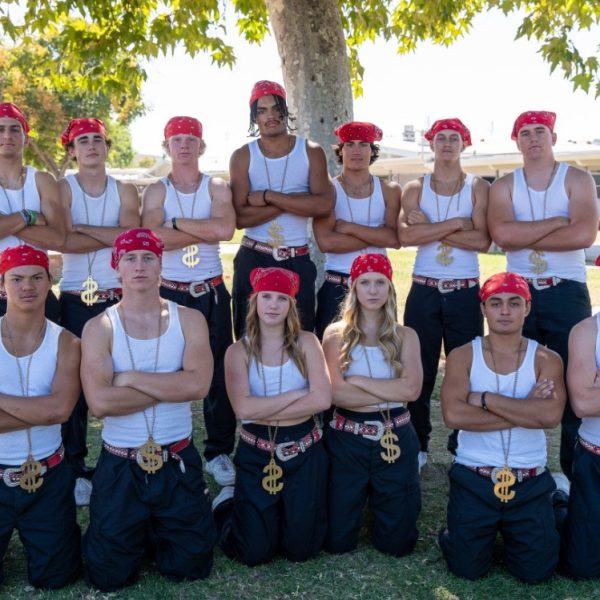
[334,121,383,143]
[111,228,164,269]
[0,244,49,275]
[250,267,300,298]
[0,102,29,135]
[164,116,202,140]
[511,111,556,140]
[60,117,107,148]
[424,118,471,147]
[479,272,531,303]
[350,253,393,284]
[249,80,286,107]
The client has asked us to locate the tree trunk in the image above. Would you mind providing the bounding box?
[265,0,353,176]
[265,0,353,289]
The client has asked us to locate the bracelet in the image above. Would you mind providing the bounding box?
[28,209,38,226]
[480,391,488,411]
[172,216,178,230]
[263,189,269,204]
[20,209,30,226]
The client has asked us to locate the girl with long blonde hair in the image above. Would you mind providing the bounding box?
[216,267,331,566]
[322,253,423,556]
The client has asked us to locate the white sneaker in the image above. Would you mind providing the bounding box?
[212,485,234,512]
[418,451,428,474]
[552,472,570,496]
[74,477,93,506]
[205,454,236,486]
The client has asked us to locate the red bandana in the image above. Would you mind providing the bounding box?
[479,272,531,302]
[511,111,556,140]
[350,253,393,283]
[424,118,472,147]
[250,267,300,298]
[0,102,30,135]
[0,244,49,275]
[60,118,107,147]
[249,81,286,107]
[111,228,164,269]
[334,121,383,143]
[164,116,202,140]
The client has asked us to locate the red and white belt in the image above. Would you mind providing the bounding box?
[329,410,411,442]
[412,275,479,294]
[525,276,565,291]
[241,235,310,262]
[0,445,65,488]
[239,425,322,462]
[161,275,223,298]
[325,272,350,286]
[63,288,122,302]
[579,436,600,456]
[103,436,191,471]
[464,464,545,482]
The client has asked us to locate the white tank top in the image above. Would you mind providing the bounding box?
[161,175,222,281]
[0,166,42,252]
[0,319,62,464]
[413,173,479,278]
[325,178,387,274]
[507,163,586,281]
[244,354,308,424]
[578,313,600,445]
[60,175,121,291]
[102,301,193,447]
[245,137,310,246]
[456,336,547,468]
[344,344,403,409]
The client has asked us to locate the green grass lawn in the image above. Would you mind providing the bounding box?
[4,249,600,599]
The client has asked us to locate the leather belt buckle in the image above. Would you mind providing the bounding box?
[437,279,457,294]
[189,281,209,298]
[272,246,291,262]
[275,441,298,462]
[362,420,385,441]
[531,278,551,291]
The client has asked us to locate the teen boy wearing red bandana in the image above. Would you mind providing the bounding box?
[313,121,401,339]
[58,116,140,502]
[398,117,491,470]
[488,110,598,479]
[439,271,566,582]
[0,244,81,589]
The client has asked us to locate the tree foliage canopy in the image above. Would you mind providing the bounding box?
[1,0,598,99]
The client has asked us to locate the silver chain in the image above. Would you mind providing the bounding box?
[168,175,201,219]
[432,173,463,223]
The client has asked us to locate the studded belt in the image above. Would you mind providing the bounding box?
[329,410,410,442]
[464,464,545,482]
[325,271,350,286]
[63,288,122,302]
[412,275,479,294]
[525,276,565,291]
[103,436,191,471]
[239,425,322,462]
[161,275,223,298]
[578,436,600,456]
[241,235,310,262]
[0,445,65,488]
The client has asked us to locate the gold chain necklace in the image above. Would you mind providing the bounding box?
[259,345,284,495]
[487,337,524,503]
[523,161,558,275]
[339,174,373,228]
[0,167,26,213]
[363,344,401,464]
[168,175,202,269]
[3,316,47,492]
[120,303,164,474]
[432,173,464,266]
[77,174,109,306]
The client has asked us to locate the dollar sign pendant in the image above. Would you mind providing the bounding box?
[19,455,43,493]
[492,466,516,503]
[436,242,453,266]
[136,437,164,474]
[380,429,401,464]
[528,250,548,274]
[182,244,200,268]
[267,221,285,248]
[261,458,284,495]
[80,275,99,306]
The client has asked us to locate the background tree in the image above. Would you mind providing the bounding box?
[0,0,598,170]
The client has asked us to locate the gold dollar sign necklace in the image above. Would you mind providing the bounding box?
[523,161,558,275]
[487,337,524,503]
[433,173,463,267]
[121,303,163,474]
[262,136,292,248]
[169,175,201,269]
[3,316,46,493]
[78,175,108,306]
[259,345,285,495]
[363,344,401,464]
[340,174,373,235]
